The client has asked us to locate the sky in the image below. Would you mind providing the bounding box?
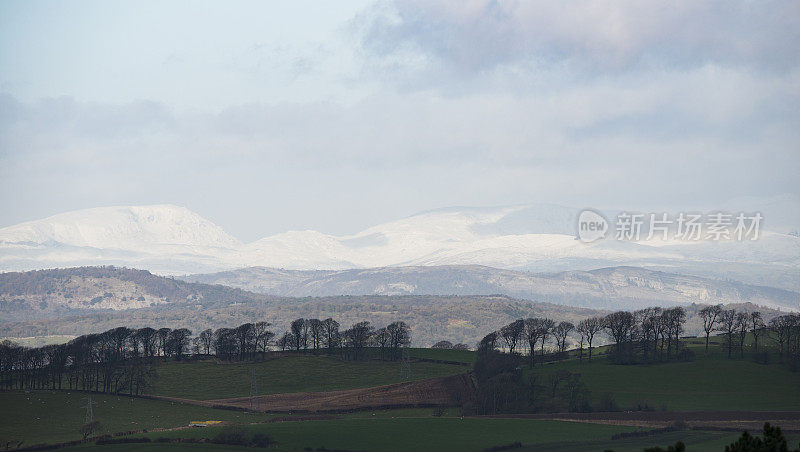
[1,0,799,242]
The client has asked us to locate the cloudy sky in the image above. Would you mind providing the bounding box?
[1,0,799,241]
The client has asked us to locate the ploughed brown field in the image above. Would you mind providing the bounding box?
[205,373,475,412]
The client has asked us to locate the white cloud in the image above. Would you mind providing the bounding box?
[0,1,798,240]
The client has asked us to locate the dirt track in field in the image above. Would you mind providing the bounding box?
[485,411,800,431]
[205,373,474,413]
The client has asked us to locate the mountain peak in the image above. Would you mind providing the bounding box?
[0,204,241,250]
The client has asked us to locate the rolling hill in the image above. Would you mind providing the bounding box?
[0,266,786,346]
[183,264,800,311]
[0,266,273,322]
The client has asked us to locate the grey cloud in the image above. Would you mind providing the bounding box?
[355,0,800,78]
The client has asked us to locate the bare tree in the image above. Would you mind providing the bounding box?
[577,317,603,361]
[166,328,192,360]
[603,311,636,362]
[553,321,574,354]
[308,319,324,352]
[750,311,765,354]
[213,328,236,359]
[198,329,213,356]
[636,308,661,361]
[699,304,722,356]
[735,312,749,358]
[499,319,525,354]
[346,321,374,360]
[375,327,390,359]
[775,314,799,363]
[135,327,157,358]
[665,307,686,358]
[524,318,544,365]
[387,321,412,360]
[718,309,738,358]
[277,331,294,352]
[301,319,311,351]
[322,318,340,354]
[290,318,305,352]
[479,331,499,351]
[253,322,274,354]
[538,318,555,358]
[156,328,171,358]
[234,323,255,360]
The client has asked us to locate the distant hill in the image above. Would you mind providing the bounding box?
[183,265,800,311]
[3,202,799,291]
[1,266,790,346]
[0,293,781,347]
[0,266,273,322]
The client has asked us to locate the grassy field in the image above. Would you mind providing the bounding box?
[529,429,800,452]
[58,424,800,452]
[0,391,275,446]
[535,349,800,411]
[120,418,639,452]
[150,354,467,400]
[5,341,800,451]
[69,444,246,451]
[406,347,476,363]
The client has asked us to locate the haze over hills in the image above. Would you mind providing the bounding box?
[183,265,800,312]
[0,266,273,322]
[1,199,798,290]
[0,267,785,346]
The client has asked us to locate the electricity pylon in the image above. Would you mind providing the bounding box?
[249,369,259,412]
[400,347,412,381]
[82,395,95,424]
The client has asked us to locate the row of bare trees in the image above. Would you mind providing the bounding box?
[490,306,800,367]
[0,326,185,393]
[0,317,414,393]
[275,318,412,361]
[700,306,800,364]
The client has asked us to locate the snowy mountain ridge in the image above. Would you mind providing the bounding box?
[1,200,798,291]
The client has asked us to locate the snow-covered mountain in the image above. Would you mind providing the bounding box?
[0,205,241,250]
[1,199,799,290]
[0,205,243,274]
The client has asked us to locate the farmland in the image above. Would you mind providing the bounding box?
[118,418,642,452]
[149,353,466,400]
[0,391,274,446]
[68,418,800,452]
[1,344,799,450]
[536,351,800,411]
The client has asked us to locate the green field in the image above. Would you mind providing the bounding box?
[4,342,800,451]
[526,430,800,452]
[0,391,274,446]
[56,423,800,452]
[360,347,477,364]
[150,354,466,400]
[537,347,800,411]
[70,445,246,451]
[123,418,639,452]
[406,347,476,364]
